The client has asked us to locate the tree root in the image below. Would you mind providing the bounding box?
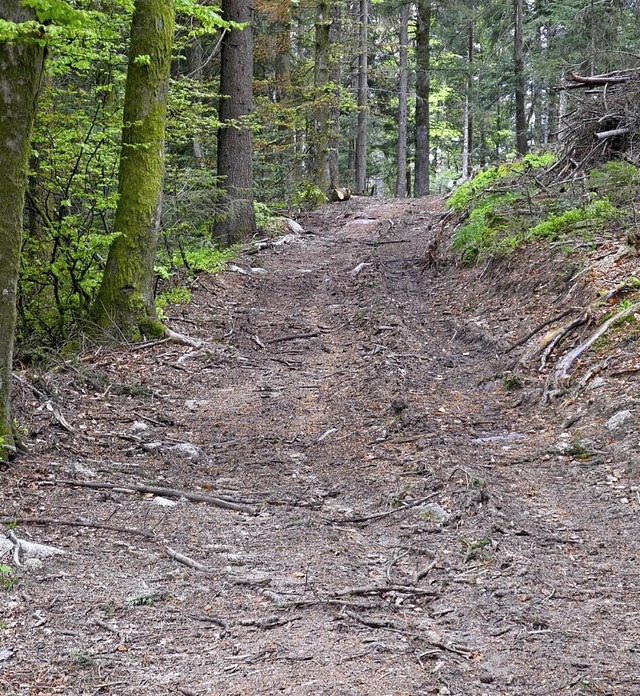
[543,301,640,401]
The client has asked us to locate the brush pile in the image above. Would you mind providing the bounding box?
[554,67,640,175]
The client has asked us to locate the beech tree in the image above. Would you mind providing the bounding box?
[214,0,257,244]
[92,0,175,340]
[0,1,45,459]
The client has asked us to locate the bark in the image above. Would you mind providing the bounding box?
[92,0,175,341]
[514,0,528,155]
[0,1,45,458]
[354,0,368,194]
[328,0,341,191]
[414,0,430,197]
[214,0,257,244]
[309,0,331,197]
[462,19,473,179]
[395,2,409,198]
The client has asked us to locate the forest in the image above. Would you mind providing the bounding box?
[4,1,640,692]
[1,0,640,457]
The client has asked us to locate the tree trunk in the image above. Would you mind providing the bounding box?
[354,0,368,194]
[414,0,430,197]
[214,0,256,243]
[395,2,409,198]
[328,0,342,191]
[0,0,45,458]
[514,0,528,155]
[92,0,175,341]
[309,0,331,198]
[462,19,473,178]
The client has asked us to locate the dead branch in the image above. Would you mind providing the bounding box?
[595,127,630,140]
[333,583,439,598]
[567,71,632,86]
[506,307,578,353]
[267,332,319,344]
[166,547,211,572]
[546,301,640,393]
[53,479,257,515]
[344,609,397,629]
[332,491,440,525]
[0,515,152,538]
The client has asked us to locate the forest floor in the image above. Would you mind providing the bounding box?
[1,195,640,696]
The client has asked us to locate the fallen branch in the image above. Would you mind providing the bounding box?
[344,609,396,629]
[267,332,319,344]
[333,583,439,598]
[546,301,640,394]
[506,307,578,353]
[166,547,211,572]
[0,515,151,538]
[595,127,630,140]
[332,491,440,525]
[53,479,257,515]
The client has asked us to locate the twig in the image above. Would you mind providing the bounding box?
[267,332,319,344]
[414,558,439,584]
[365,239,410,246]
[166,547,210,572]
[0,515,152,538]
[344,609,397,629]
[53,479,257,515]
[546,301,640,393]
[333,491,440,525]
[333,583,439,598]
[505,307,578,353]
[190,614,229,628]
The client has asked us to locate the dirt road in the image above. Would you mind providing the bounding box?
[2,196,640,695]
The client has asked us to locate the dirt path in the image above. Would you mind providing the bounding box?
[2,196,640,695]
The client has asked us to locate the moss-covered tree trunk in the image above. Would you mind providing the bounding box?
[0,2,45,460]
[213,0,256,245]
[92,0,175,340]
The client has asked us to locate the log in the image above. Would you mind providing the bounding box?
[330,187,352,202]
[594,127,630,140]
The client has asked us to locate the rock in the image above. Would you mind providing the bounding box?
[166,442,204,461]
[185,399,210,411]
[129,421,150,436]
[415,502,451,523]
[587,377,606,391]
[607,410,632,431]
[251,267,268,275]
[0,533,13,556]
[23,558,44,571]
[152,496,177,507]
[284,217,305,235]
[69,462,97,478]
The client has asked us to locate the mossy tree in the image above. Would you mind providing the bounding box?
[0,0,45,460]
[92,0,175,340]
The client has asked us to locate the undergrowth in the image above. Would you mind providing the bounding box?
[449,156,636,264]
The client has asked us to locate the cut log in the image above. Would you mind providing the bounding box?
[330,187,352,202]
[594,127,630,140]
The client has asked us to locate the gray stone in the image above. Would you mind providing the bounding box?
[129,421,150,436]
[415,502,451,523]
[607,410,632,431]
[167,442,204,461]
